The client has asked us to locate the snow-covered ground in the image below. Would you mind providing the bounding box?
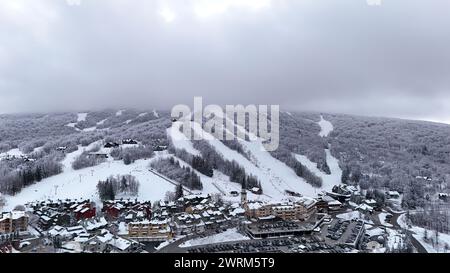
[385,228,405,250]
[1,146,176,211]
[294,149,342,192]
[293,115,342,192]
[65,113,88,131]
[318,115,333,137]
[168,114,325,200]
[366,227,384,237]
[179,228,250,248]
[82,127,97,132]
[96,119,108,125]
[190,120,319,200]
[378,212,393,227]
[168,121,201,156]
[116,110,124,116]
[152,110,159,118]
[77,113,88,122]
[336,211,374,224]
[410,226,450,253]
[398,213,450,253]
[0,148,24,159]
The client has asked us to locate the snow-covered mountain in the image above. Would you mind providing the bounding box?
[1,109,449,213]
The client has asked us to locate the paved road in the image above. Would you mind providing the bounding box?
[386,209,428,253]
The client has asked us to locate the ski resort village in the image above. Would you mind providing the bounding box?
[0,110,449,254]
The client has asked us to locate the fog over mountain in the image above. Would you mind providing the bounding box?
[0,0,449,124]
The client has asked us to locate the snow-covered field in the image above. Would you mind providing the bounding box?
[410,226,450,253]
[1,146,176,211]
[179,228,250,248]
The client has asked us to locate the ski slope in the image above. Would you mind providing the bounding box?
[1,147,176,211]
[168,121,201,156]
[77,113,88,122]
[318,115,333,137]
[294,149,342,192]
[167,112,327,199]
[185,118,321,199]
[65,113,88,131]
[294,115,342,192]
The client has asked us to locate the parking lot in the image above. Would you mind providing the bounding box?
[321,219,365,248]
[186,235,346,253]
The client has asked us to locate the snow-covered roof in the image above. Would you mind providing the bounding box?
[328,200,342,206]
[108,237,132,251]
[80,207,90,213]
[0,211,28,221]
[129,219,169,225]
[247,202,263,210]
[366,227,385,238]
[230,208,245,216]
[357,203,374,212]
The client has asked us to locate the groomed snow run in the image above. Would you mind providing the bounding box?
[294,115,342,192]
[294,149,342,193]
[189,120,318,200]
[168,121,201,156]
[77,113,88,122]
[318,115,333,137]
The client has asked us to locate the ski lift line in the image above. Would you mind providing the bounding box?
[148,168,194,194]
[211,181,227,196]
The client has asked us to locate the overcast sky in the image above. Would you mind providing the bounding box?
[0,0,449,123]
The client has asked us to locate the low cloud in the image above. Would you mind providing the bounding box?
[0,0,449,123]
